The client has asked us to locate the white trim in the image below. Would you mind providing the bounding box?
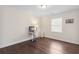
[45,36,79,45]
[0,38,32,48]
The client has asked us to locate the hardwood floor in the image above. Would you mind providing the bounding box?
[0,37,79,54]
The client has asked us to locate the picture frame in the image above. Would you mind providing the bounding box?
[65,18,74,24]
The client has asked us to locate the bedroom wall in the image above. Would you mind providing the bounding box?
[0,6,3,46]
[0,6,40,48]
[40,9,79,44]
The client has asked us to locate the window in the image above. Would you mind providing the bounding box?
[51,17,62,32]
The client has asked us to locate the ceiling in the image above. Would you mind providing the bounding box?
[9,5,79,16]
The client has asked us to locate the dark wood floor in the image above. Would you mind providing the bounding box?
[0,37,79,54]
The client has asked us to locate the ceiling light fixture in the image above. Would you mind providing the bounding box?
[40,5,47,8]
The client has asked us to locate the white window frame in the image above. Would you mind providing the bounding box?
[51,17,62,32]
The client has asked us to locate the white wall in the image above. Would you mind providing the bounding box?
[0,6,40,48]
[40,9,79,44]
[0,6,3,46]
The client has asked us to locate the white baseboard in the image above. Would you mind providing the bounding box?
[45,36,79,45]
[0,38,32,48]
[1,36,78,48]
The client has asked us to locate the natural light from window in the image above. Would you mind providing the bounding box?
[51,17,62,32]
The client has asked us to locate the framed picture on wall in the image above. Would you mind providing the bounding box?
[65,18,74,24]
